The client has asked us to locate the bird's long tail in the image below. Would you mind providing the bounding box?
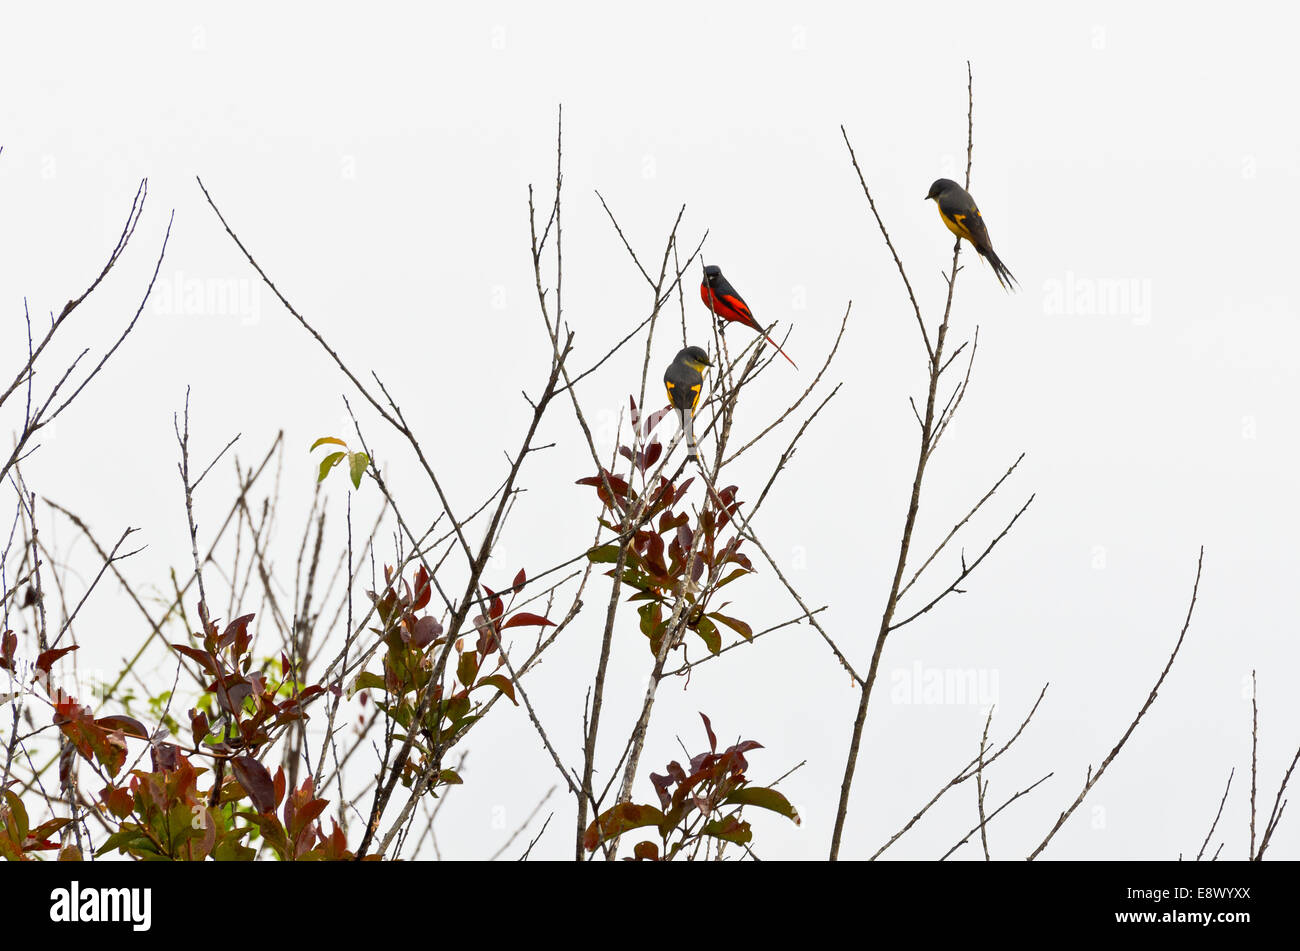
[678,407,699,461]
[984,249,1019,292]
[760,331,798,369]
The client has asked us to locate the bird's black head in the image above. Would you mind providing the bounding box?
[702,264,722,285]
[681,345,712,367]
[925,178,958,201]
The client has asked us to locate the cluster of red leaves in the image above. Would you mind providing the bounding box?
[68,611,342,860]
[579,405,755,656]
[0,789,73,860]
[582,713,800,860]
[353,564,551,790]
[173,613,328,761]
[96,751,353,861]
[0,609,352,860]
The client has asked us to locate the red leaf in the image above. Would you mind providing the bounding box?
[35,646,78,673]
[644,406,672,437]
[101,785,134,820]
[474,615,499,655]
[232,756,276,813]
[644,533,668,579]
[707,612,753,642]
[725,551,753,571]
[482,585,504,622]
[667,761,688,786]
[412,565,432,611]
[150,742,180,772]
[644,441,663,470]
[700,712,717,753]
[210,675,252,715]
[501,612,555,630]
[650,770,674,810]
[221,614,256,656]
[577,470,634,513]
[0,630,16,670]
[170,644,218,674]
[54,700,127,777]
[189,708,210,744]
[292,797,329,845]
[411,615,444,649]
[95,715,149,739]
[512,568,526,590]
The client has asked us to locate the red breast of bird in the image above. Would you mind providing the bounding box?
[700,270,758,330]
[700,266,799,369]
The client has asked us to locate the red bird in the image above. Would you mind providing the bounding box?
[700,265,797,369]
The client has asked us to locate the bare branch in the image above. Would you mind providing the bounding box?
[1197,768,1233,862]
[1028,547,1205,860]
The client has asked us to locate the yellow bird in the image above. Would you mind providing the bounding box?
[663,346,712,462]
[925,178,1018,291]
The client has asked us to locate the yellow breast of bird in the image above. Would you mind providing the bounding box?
[940,209,973,241]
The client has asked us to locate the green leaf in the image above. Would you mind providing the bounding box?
[694,615,721,655]
[348,452,369,489]
[438,694,471,728]
[586,544,622,564]
[310,436,348,451]
[637,602,662,640]
[213,832,257,861]
[701,815,752,844]
[472,674,517,705]
[351,670,387,694]
[2,790,29,843]
[723,786,801,824]
[316,451,345,483]
[715,568,749,589]
[95,827,159,858]
[582,802,666,852]
[457,649,479,688]
[242,812,290,860]
[616,566,656,593]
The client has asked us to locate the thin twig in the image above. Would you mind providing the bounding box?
[1028,547,1205,860]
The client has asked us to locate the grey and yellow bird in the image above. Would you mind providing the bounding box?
[663,346,712,462]
[925,178,1018,291]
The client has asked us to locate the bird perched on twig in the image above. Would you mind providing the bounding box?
[700,265,797,368]
[925,179,1018,291]
[663,346,713,462]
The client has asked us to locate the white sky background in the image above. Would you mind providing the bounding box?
[1,2,1296,860]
